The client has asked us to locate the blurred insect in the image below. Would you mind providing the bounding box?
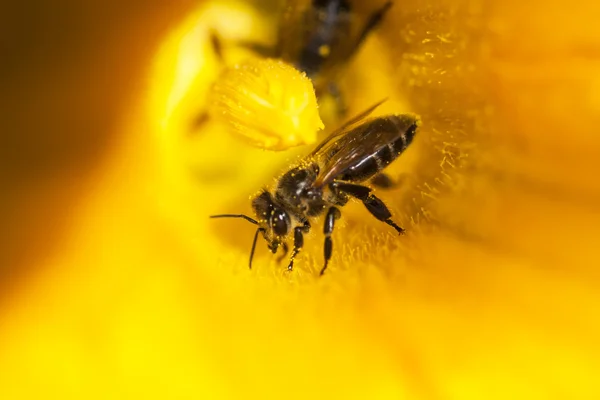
[210,100,420,275]
[240,0,393,114]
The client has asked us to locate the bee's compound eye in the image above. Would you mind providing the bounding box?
[271,210,290,236]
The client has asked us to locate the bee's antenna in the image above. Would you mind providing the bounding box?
[249,228,265,269]
[210,214,265,269]
[210,214,258,225]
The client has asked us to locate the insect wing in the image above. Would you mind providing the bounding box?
[310,98,388,156]
[313,115,416,187]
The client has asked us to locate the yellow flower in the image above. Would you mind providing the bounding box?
[1,0,599,399]
[209,57,324,151]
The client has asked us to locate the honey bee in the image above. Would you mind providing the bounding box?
[211,100,420,275]
[241,0,393,114]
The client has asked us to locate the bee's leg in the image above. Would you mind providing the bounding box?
[354,1,393,50]
[287,226,305,271]
[287,221,311,270]
[208,29,225,64]
[370,173,395,189]
[235,40,276,58]
[321,207,341,276]
[333,182,405,234]
[209,29,275,61]
[363,193,405,234]
[190,30,226,133]
[276,242,289,263]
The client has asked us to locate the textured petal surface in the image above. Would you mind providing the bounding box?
[1,0,599,399]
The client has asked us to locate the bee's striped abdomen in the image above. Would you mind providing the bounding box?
[338,115,419,183]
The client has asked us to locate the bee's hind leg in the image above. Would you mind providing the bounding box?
[333,182,405,235]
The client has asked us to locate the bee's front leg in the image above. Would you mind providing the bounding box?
[286,221,311,271]
[276,242,289,264]
[235,40,276,58]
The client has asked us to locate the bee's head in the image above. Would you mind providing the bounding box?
[210,191,290,269]
[251,191,291,243]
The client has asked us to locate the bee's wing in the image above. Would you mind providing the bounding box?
[313,115,417,188]
[312,119,389,187]
[309,98,388,157]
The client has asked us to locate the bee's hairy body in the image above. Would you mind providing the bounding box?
[270,114,416,217]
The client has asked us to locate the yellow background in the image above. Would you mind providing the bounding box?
[1,0,599,398]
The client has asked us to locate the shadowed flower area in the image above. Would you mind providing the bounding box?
[1,0,599,399]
